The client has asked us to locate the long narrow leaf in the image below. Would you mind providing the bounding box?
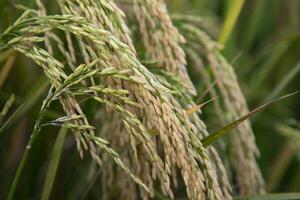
[0,103,23,135]
[0,94,15,123]
[41,127,67,200]
[265,61,300,102]
[0,76,49,135]
[0,51,15,88]
[218,0,245,45]
[201,92,299,147]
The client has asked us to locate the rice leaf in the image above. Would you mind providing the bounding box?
[218,0,245,45]
[0,103,23,135]
[41,127,67,200]
[201,92,299,147]
[0,94,15,123]
[0,51,15,88]
[0,75,49,132]
[265,61,300,102]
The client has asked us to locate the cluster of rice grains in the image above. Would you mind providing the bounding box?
[175,23,265,195]
[132,0,231,199]
[0,0,265,199]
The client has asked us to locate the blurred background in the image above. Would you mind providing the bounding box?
[0,0,300,199]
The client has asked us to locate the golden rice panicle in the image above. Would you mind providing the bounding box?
[186,49,232,200]
[58,1,142,174]
[59,0,135,51]
[58,1,169,197]
[133,0,196,95]
[179,24,265,195]
[0,13,155,192]
[130,1,232,199]
[100,113,138,200]
[57,0,225,199]
[213,54,265,194]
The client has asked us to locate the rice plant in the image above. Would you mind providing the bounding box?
[0,0,299,199]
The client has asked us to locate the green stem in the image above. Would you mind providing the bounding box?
[218,0,245,45]
[6,91,53,200]
[6,119,43,200]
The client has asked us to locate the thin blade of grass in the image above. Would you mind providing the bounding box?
[194,78,218,104]
[266,142,294,191]
[265,61,300,102]
[41,127,67,200]
[79,167,101,200]
[248,42,290,98]
[6,86,53,200]
[218,0,245,45]
[0,75,49,135]
[186,97,217,115]
[0,103,24,134]
[241,0,273,50]
[6,123,40,200]
[0,49,13,63]
[201,92,299,147]
[0,94,15,123]
[0,51,15,88]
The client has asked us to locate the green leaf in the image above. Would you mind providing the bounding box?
[201,92,299,147]
[41,127,67,200]
[0,75,49,135]
[0,93,15,123]
[265,61,300,102]
[0,103,23,135]
[0,50,15,88]
[218,0,245,45]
